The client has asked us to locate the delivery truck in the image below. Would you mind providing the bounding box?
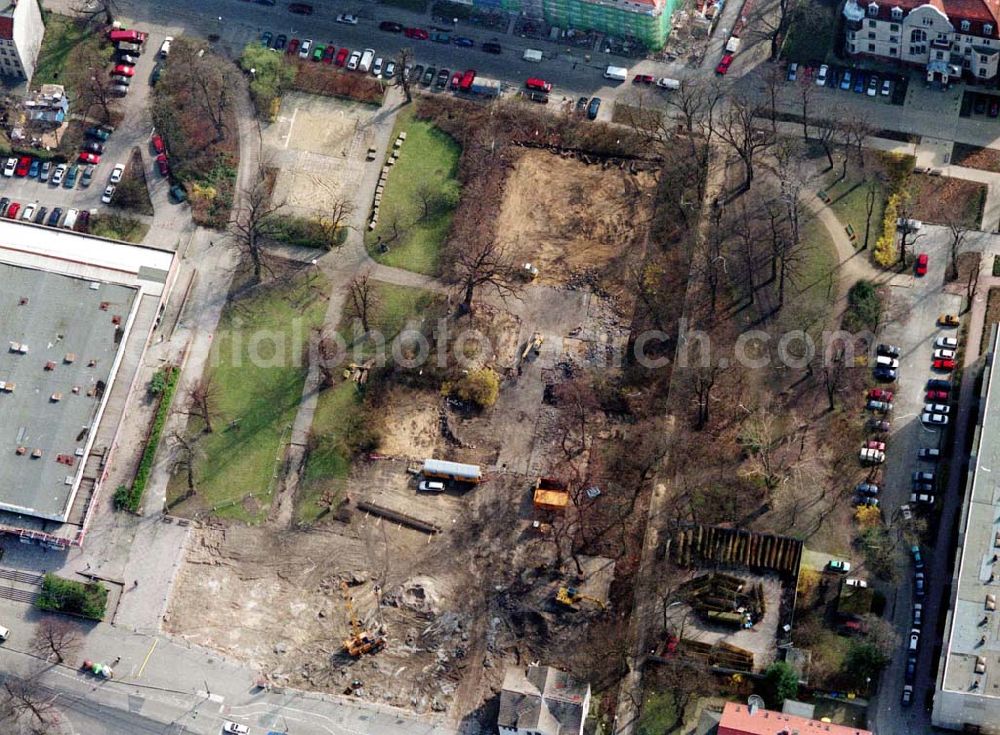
[604,65,628,81]
[523,48,543,62]
[359,48,375,73]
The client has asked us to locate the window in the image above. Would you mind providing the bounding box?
[869,43,876,51]
[890,35,898,43]
[849,42,857,53]
[890,23,899,31]
[868,2,879,17]
[982,54,990,62]
[911,29,926,42]
[986,23,994,35]
[848,30,856,39]
[964,58,972,67]
[961,19,971,31]
[936,50,944,58]
[890,47,898,55]
[869,19,877,28]
[869,32,876,39]
[967,46,973,54]
[891,6,902,19]
[937,32,947,39]
[980,67,988,76]
[922,16,933,25]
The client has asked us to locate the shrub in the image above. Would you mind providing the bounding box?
[454,368,500,408]
[843,280,882,333]
[149,369,168,396]
[855,505,881,529]
[115,365,180,512]
[37,573,108,620]
[760,661,799,708]
[637,690,679,735]
[873,192,900,267]
[240,42,295,117]
[268,215,341,250]
[843,641,889,686]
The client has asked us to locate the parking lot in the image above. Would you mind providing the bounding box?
[786,61,909,106]
[0,157,121,230]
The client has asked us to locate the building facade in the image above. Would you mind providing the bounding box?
[479,0,675,49]
[0,0,45,83]
[843,0,1000,83]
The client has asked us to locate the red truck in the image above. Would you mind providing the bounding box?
[458,69,476,92]
[108,29,148,44]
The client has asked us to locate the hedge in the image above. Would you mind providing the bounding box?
[873,192,901,268]
[114,365,180,513]
[36,573,108,620]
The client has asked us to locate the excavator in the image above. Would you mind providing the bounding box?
[340,581,386,657]
[555,586,606,611]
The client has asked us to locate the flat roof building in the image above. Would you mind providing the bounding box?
[718,702,871,735]
[0,219,175,548]
[933,323,1000,731]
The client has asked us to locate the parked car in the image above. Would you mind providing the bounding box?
[118,53,138,65]
[39,161,50,181]
[905,655,917,683]
[859,447,886,464]
[901,685,914,707]
[80,164,95,187]
[383,61,396,78]
[113,64,135,77]
[453,36,475,47]
[379,21,404,32]
[83,141,104,155]
[864,440,886,451]
[875,355,899,369]
[159,36,173,57]
[855,496,879,507]
[222,721,250,735]
[935,336,959,349]
[2,157,16,176]
[633,73,655,85]
[436,68,450,88]
[916,252,928,276]
[868,388,893,401]
[939,313,961,327]
[334,47,349,66]
[169,183,188,203]
[19,203,34,221]
[816,64,829,86]
[867,399,892,412]
[715,54,734,75]
[913,470,936,483]
[912,545,924,570]
[86,125,112,141]
[913,603,923,626]
[51,163,66,185]
[78,152,100,165]
[909,628,921,651]
[5,202,20,219]
[868,418,891,432]
[845,578,868,588]
[901,503,913,520]
[828,560,851,573]
[260,30,273,46]
[975,96,987,114]
[373,57,384,76]
[46,207,62,226]
[0,197,11,216]
[922,412,949,425]
[431,32,451,43]
[853,73,865,93]
[274,34,287,51]
[287,38,300,55]
[482,40,502,54]
[933,358,956,371]
[840,70,852,90]
[856,482,879,496]
[14,156,30,176]
[587,97,601,120]
[924,404,950,416]
[288,3,314,14]
[881,78,892,96]
[33,206,47,224]
[933,348,956,360]
[787,62,798,81]
[918,447,941,460]
[311,44,325,61]
[299,39,313,59]
[867,75,878,96]
[109,163,125,184]
[873,366,897,382]
[927,378,952,391]
[914,572,926,598]
[877,343,901,358]
[156,153,169,176]
[336,13,358,24]
[65,164,80,186]
[347,50,361,70]
[403,27,429,40]
[102,184,116,204]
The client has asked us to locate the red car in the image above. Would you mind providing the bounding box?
[868,388,893,401]
[715,53,734,75]
[865,439,886,451]
[113,64,135,77]
[156,153,169,176]
[322,45,336,63]
[449,71,462,89]
[78,152,100,164]
[151,133,165,155]
[5,202,19,219]
[933,358,956,371]
[287,38,300,55]
[335,47,349,66]
[15,156,31,176]
[926,390,949,401]
[403,27,429,40]
[632,74,654,84]
[915,252,928,276]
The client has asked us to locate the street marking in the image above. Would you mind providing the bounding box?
[136,638,158,679]
[284,107,299,150]
[196,690,225,703]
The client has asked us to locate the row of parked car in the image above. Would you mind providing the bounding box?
[787,62,899,99]
[0,161,126,229]
[1,130,120,190]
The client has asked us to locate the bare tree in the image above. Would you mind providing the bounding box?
[798,78,816,142]
[841,114,874,175]
[966,260,979,312]
[755,0,796,61]
[169,431,202,496]
[692,364,723,430]
[896,202,924,267]
[30,618,82,664]
[230,169,283,283]
[186,375,222,433]
[947,219,968,281]
[170,40,236,142]
[346,271,380,334]
[318,196,356,246]
[395,48,414,104]
[315,330,342,389]
[863,179,879,250]
[814,118,839,171]
[66,45,117,125]
[0,676,60,733]
[452,238,522,312]
[717,95,772,194]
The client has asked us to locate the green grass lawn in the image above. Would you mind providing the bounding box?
[34,14,113,96]
[89,214,151,244]
[824,174,887,252]
[775,212,840,337]
[168,272,330,522]
[366,107,460,276]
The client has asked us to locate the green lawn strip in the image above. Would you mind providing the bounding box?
[89,214,151,244]
[297,381,359,524]
[824,174,886,251]
[34,14,113,97]
[366,107,460,276]
[114,366,180,513]
[339,283,444,356]
[175,274,330,521]
[773,212,839,338]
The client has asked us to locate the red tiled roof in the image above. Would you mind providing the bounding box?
[0,17,13,41]
[718,702,873,735]
[860,0,1000,38]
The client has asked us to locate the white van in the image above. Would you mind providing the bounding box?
[656,77,681,90]
[604,65,628,81]
[62,208,79,230]
[523,48,543,63]
[0,624,9,642]
[418,480,445,493]
[359,48,375,73]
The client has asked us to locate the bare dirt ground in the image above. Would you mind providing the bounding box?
[262,92,377,217]
[166,148,652,726]
[498,151,655,293]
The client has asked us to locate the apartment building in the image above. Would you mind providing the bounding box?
[484,0,676,49]
[843,0,1000,83]
[0,0,44,83]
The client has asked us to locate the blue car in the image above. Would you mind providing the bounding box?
[453,36,474,47]
[911,545,924,570]
[854,73,865,93]
[840,70,852,90]
[260,30,273,46]
[28,159,39,178]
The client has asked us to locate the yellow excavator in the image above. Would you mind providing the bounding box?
[340,582,386,657]
[555,586,606,611]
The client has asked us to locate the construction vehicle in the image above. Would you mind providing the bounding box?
[533,477,569,513]
[340,582,386,657]
[555,586,606,611]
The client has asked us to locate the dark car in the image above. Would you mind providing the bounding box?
[323,44,336,63]
[287,38,300,55]
[288,3,314,14]
[901,685,914,707]
[169,183,188,203]
[0,197,9,216]
[927,378,952,392]
[28,159,39,177]
[914,571,926,598]
[904,656,917,684]
[877,343,901,358]
[117,53,138,66]
[422,66,436,85]
[83,141,104,154]
[274,34,287,51]
[156,153,170,176]
[413,64,425,82]
[453,36,475,47]
[482,40,502,54]
[76,209,90,233]
[527,90,549,104]
[379,21,404,33]
[47,207,62,227]
[34,206,47,224]
[436,68,450,88]
[86,125,112,141]
[853,73,865,93]
[975,96,987,114]
[15,156,31,176]
[151,62,164,85]
[587,96,601,120]
[261,31,273,46]
[873,366,897,382]
[991,100,1000,117]
[404,27,429,40]
[576,96,588,114]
